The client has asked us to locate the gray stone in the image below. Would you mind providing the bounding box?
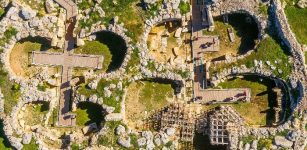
[20,8,37,20]
[45,0,55,13]
[274,136,293,148]
[118,136,131,148]
[22,133,32,144]
[115,125,126,135]
[137,137,146,146]
[166,128,176,136]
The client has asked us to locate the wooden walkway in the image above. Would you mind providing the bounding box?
[31,0,103,127]
[54,0,78,20]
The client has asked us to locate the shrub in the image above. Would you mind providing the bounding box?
[179,1,190,14]
[4,27,17,40]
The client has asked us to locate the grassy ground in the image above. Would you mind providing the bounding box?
[285,6,307,45]
[218,76,276,126]
[10,37,60,77]
[211,36,292,80]
[10,41,41,77]
[99,0,144,43]
[78,79,123,113]
[76,102,105,126]
[98,121,140,149]
[23,102,49,126]
[22,139,39,150]
[125,48,140,75]
[125,81,174,129]
[139,81,174,111]
[74,41,112,72]
[78,0,144,43]
[203,14,258,60]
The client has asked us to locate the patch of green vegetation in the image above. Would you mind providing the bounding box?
[259,3,268,16]
[0,27,17,46]
[305,52,307,64]
[76,102,104,126]
[37,82,50,92]
[48,107,58,126]
[0,8,4,17]
[98,121,129,148]
[174,69,190,79]
[75,41,112,71]
[71,143,81,150]
[211,36,292,80]
[77,0,94,10]
[258,138,273,150]
[145,0,163,17]
[165,141,173,148]
[276,129,290,136]
[25,102,49,125]
[179,1,190,14]
[3,81,21,114]
[99,0,144,43]
[218,76,276,126]
[78,79,123,113]
[241,135,256,145]
[23,0,46,17]
[0,28,20,115]
[22,139,39,150]
[125,48,140,75]
[285,6,307,45]
[139,81,174,111]
[147,60,156,71]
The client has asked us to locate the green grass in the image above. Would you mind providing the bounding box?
[218,76,276,126]
[258,138,273,150]
[98,121,126,148]
[139,81,174,111]
[24,102,49,125]
[125,48,140,75]
[211,36,292,80]
[241,135,256,145]
[77,0,94,10]
[75,41,112,71]
[79,0,144,43]
[37,82,50,92]
[0,27,20,115]
[259,3,268,16]
[179,1,190,14]
[22,139,39,150]
[285,6,307,45]
[99,0,144,43]
[78,79,123,113]
[76,102,104,126]
[276,129,290,136]
[0,8,4,17]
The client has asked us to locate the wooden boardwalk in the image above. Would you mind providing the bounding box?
[54,0,78,20]
[31,0,103,127]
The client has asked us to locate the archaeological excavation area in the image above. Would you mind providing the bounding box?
[0,0,305,149]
